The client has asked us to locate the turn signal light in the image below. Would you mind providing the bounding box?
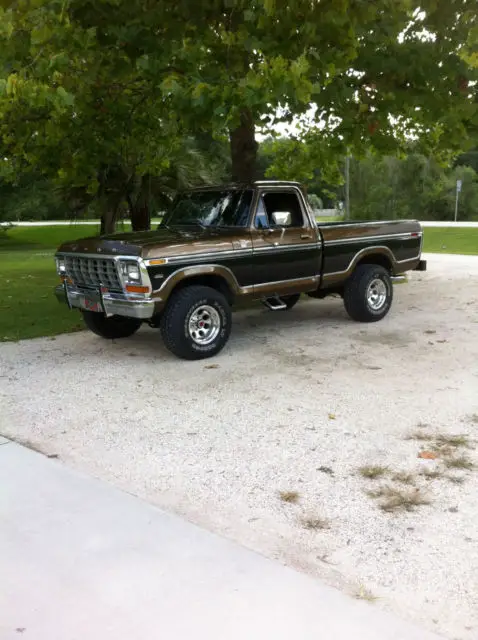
[125,285,150,294]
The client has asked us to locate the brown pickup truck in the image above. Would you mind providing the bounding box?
[55,180,426,359]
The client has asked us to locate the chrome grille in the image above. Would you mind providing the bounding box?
[64,255,122,292]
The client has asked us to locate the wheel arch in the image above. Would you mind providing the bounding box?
[322,246,397,288]
[353,247,395,273]
[153,265,239,306]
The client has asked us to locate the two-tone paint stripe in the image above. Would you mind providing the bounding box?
[322,231,422,247]
[145,242,319,266]
[144,232,420,266]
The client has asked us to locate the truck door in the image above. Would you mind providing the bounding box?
[250,188,321,293]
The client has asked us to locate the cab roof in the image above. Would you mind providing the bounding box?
[188,180,303,191]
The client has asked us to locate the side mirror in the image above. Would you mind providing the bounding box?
[271,211,292,227]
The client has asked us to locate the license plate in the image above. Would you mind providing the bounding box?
[81,296,103,313]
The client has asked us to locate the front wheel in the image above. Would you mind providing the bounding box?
[343,264,393,322]
[160,285,231,360]
[82,311,142,338]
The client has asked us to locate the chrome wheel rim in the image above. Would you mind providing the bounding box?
[188,305,221,345]
[366,278,388,310]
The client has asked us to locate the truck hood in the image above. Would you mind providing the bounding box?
[57,226,243,260]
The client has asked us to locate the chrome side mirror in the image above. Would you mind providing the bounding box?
[271,211,292,227]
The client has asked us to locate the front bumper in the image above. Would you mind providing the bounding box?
[54,284,155,320]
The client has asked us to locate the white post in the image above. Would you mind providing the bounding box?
[454,179,462,222]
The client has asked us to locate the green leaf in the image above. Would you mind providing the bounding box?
[262,0,275,15]
[160,75,182,96]
[192,82,209,99]
[31,24,53,46]
[0,0,475,222]
[49,52,69,70]
[136,55,149,70]
[6,74,17,96]
[56,86,75,107]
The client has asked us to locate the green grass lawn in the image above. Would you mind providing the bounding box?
[316,215,344,222]
[423,227,478,255]
[0,252,87,341]
[0,225,103,342]
[2,223,102,251]
[1,222,477,343]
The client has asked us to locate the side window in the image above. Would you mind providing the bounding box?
[254,197,269,229]
[262,192,304,227]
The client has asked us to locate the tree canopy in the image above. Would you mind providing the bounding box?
[345,153,478,221]
[0,0,476,229]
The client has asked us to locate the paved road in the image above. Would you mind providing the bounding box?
[420,220,478,227]
[0,439,441,640]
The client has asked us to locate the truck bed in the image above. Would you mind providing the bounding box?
[317,219,423,285]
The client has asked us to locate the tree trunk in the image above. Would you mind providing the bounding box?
[229,108,258,183]
[100,205,118,235]
[98,166,121,235]
[131,174,151,231]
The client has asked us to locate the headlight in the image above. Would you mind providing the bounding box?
[56,258,66,275]
[121,261,141,281]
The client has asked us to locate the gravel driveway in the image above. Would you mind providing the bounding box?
[1,252,478,640]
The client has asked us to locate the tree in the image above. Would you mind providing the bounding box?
[148,1,477,178]
[0,173,65,222]
[258,136,341,207]
[127,135,231,231]
[436,165,478,221]
[0,1,208,231]
[307,193,323,211]
[0,0,476,231]
[455,148,478,174]
[327,152,478,221]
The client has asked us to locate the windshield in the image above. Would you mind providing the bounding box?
[162,189,253,228]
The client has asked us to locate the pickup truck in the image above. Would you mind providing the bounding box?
[55,180,426,359]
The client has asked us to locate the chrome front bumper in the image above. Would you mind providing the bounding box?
[54,284,155,320]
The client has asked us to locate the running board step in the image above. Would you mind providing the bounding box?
[262,296,287,311]
[391,275,407,284]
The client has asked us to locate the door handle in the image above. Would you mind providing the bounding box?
[301,234,312,239]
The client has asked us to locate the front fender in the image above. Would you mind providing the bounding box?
[152,264,242,302]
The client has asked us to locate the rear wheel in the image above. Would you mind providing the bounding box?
[82,311,142,339]
[343,264,393,322]
[160,285,231,360]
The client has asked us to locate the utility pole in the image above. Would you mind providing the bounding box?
[454,179,462,222]
[345,155,350,220]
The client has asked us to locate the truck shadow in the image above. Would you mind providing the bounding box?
[124,297,351,360]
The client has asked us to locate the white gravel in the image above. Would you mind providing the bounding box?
[1,252,478,640]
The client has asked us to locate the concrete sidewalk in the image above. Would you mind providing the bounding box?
[0,440,441,640]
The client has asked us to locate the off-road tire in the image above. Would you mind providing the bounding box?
[160,285,231,360]
[343,264,393,322]
[82,311,142,339]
